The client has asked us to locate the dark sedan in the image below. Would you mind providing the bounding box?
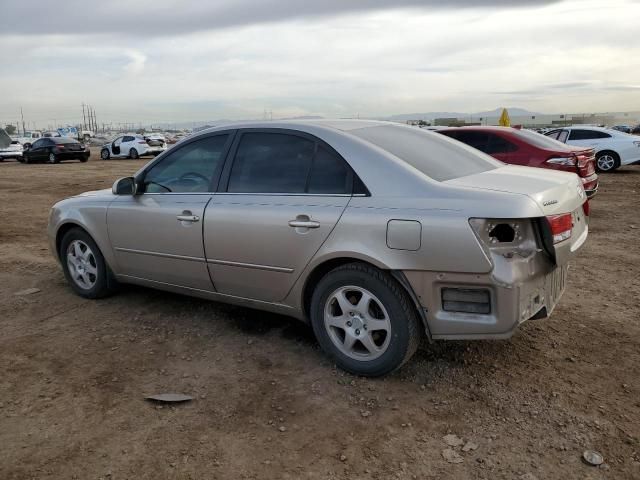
[22,137,90,164]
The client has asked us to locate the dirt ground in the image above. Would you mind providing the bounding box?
[1,148,639,480]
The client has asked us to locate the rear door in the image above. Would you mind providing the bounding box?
[203,129,352,302]
[107,132,233,290]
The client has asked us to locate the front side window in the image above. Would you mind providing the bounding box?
[142,134,229,193]
[227,133,315,193]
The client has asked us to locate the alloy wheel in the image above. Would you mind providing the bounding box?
[66,240,98,290]
[324,286,392,361]
[597,154,616,171]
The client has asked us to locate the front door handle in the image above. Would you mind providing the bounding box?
[289,215,320,229]
[177,212,200,223]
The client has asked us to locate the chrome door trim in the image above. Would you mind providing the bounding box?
[114,247,205,263]
[206,258,294,273]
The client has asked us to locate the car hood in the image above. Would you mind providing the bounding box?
[73,188,113,198]
[446,165,585,216]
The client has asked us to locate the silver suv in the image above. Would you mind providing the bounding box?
[48,120,589,376]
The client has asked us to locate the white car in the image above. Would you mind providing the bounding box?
[100,134,167,160]
[0,139,24,161]
[545,126,640,172]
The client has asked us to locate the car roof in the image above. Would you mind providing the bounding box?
[439,126,517,133]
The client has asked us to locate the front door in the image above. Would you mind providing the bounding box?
[107,132,233,290]
[204,130,353,302]
[112,136,123,156]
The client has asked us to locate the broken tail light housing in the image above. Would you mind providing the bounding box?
[546,213,572,244]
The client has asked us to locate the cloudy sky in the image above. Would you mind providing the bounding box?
[1,0,639,127]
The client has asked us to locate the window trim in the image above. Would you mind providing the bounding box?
[136,130,237,195]
[218,128,369,196]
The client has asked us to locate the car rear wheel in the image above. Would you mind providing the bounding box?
[48,152,59,164]
[310,262,420,377]
[100,149,110,160]
[596,151,620,172]
[79,156,88,163]
[129,148,139,159]
[60,228,117,299]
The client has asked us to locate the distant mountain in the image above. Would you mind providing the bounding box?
[382,107,540,122]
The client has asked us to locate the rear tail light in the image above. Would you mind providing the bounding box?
[546,213,572,244]
[137,140,147,144]
[56,144,65,150]
[546,156,576,166]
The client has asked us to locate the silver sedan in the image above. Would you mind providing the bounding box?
[48,120,589,376]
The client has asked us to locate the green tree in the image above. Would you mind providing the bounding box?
[5,124,16,135]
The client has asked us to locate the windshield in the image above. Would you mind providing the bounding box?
[349,125,501,182]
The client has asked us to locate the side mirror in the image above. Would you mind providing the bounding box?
[112,177,137,195]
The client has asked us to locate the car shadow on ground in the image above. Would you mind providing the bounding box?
[110,283,520,375]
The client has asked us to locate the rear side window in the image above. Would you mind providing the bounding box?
[307,146,351,194]
[351,125,500,181]
[142,134,229,193]
[123,136,135,142]
[228,133,315,193]
[569,129,612,140]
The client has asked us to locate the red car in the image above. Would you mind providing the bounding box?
[438,126,598,198]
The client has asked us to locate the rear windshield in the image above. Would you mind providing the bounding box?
[52,137,80,144]
[513,129,573,150]
[349,125,501,181]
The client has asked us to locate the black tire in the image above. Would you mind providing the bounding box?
[129,148,139,159]
[48,152,59,164]
[595,151,620,172]
[310,262,421,377]
[79,156,88,163]
[59,228,118,299]
[100,149,110,160]
[17,156,25,163]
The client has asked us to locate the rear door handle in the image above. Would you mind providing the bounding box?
[177,214,200,223]
[289,215,320,229]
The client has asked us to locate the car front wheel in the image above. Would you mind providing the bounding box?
[100,149,110,160]
[596,151,620,172]
[310,262,421,377]
[60,228,117,299]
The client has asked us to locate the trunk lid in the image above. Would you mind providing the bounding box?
[447,165,585,216]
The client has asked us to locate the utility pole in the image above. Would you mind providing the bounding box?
[20,107,26,135]
[82,103,87,131]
